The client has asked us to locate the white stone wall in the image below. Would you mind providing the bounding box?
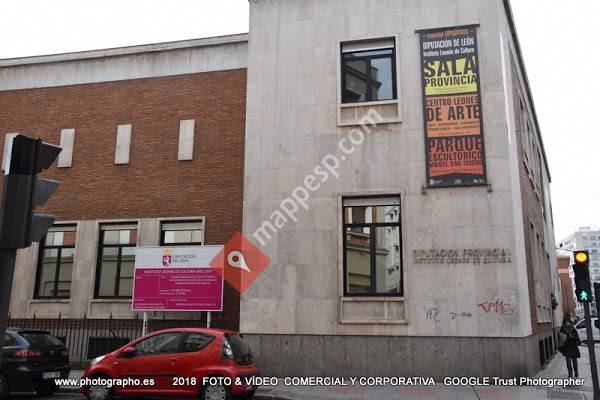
[0,35,248,90]
[242,0,536,337]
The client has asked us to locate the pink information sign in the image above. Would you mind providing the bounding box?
[132,246,224,312]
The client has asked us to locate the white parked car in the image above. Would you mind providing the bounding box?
[575,317,600,343]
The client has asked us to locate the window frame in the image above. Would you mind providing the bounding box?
[4,333,17,347]
[94,224,137,299]
[159,219,204,247]
[33,225,76,299]
[180,332,215,353]
[342,196,403,297]
[341,39,398,104]
[132,332,185,357]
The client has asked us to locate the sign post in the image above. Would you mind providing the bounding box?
[572,250,599,399]
[142,312,148,336]
[132,246,224,322]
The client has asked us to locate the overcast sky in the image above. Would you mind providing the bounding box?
[0,0,597,241]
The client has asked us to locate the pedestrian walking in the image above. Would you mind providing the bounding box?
[558,316,582,378]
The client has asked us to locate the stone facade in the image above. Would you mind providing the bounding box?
[0,0,559,377]
[241,0,558,376]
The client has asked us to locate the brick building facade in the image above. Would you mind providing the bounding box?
[0,0,560,377]
[557,255,576,318]
[0,36,248,328]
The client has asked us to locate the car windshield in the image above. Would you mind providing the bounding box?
[20,332,63,347]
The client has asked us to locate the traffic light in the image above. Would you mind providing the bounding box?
[0,135,61,249]
[573,250,592,303]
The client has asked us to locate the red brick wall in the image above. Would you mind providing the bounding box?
[510,60,552,335]
[557,257,575,317]
[0,69,247,328]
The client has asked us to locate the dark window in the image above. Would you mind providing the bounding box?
[160,220,203,246]
[342,39,396,103]
[134,332,183,356]
[87,337,130,359]
[3,334,16,347]
[20,332,63,347]
[225,334,253,365]
[343,197,402,296]
[95,225,137,299]
[34,227,76,299]
[182,333,214,352]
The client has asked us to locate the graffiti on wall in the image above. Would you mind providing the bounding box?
[422,299,515,323]
[478,300,514,316]
[449,311,473,320]
[423,306,441,322]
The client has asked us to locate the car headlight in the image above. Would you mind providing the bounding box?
[90,355,106,365]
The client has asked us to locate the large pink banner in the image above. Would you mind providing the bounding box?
[133,246,224,312]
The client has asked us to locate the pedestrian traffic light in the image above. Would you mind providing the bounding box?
[573,250,592,303]
[0,135,61,249]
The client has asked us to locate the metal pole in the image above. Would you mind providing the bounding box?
[0,249,17,364]
[142,312,148,336]
[584,302,600,400]
[207,312,211,329]
[594,283,600,336]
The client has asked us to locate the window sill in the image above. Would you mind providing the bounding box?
[340,99,399,108]
[29,299,70,304]
[339,318,407,325]
[90,299,132,303]
[337,99,402,127]
[338,297,405,324]
[341,296,405,302]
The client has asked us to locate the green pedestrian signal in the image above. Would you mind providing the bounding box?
[580,291,590,301]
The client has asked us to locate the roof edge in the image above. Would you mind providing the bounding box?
[0,33,249,68]
[502,0,551,182]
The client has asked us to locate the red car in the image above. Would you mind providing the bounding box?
[81,328,259,400]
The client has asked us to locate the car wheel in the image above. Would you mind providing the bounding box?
[36,382,58,396]
[201,381,232,400]
[85,375,114,400]
[0,373,8,400]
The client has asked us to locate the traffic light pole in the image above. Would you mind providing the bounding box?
[584,302,600,400]
[594,283,600,335]
[0,248,17,365]
[0,135,61,365]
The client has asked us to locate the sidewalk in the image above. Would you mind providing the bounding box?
[256,347,599,400]
[59,346,600,399]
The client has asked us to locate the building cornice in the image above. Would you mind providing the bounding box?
[0,33,249,68]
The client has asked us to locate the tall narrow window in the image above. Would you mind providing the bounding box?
[34,226,76,298]
[343,196,402,296]
[95,224,137,299]
[342,39,397,103]
[160,220,204,246]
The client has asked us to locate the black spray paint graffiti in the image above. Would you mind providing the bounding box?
[478,300,514,316]
[423,299,515,323]
[423,306,441,322]
[449,311,473,320]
